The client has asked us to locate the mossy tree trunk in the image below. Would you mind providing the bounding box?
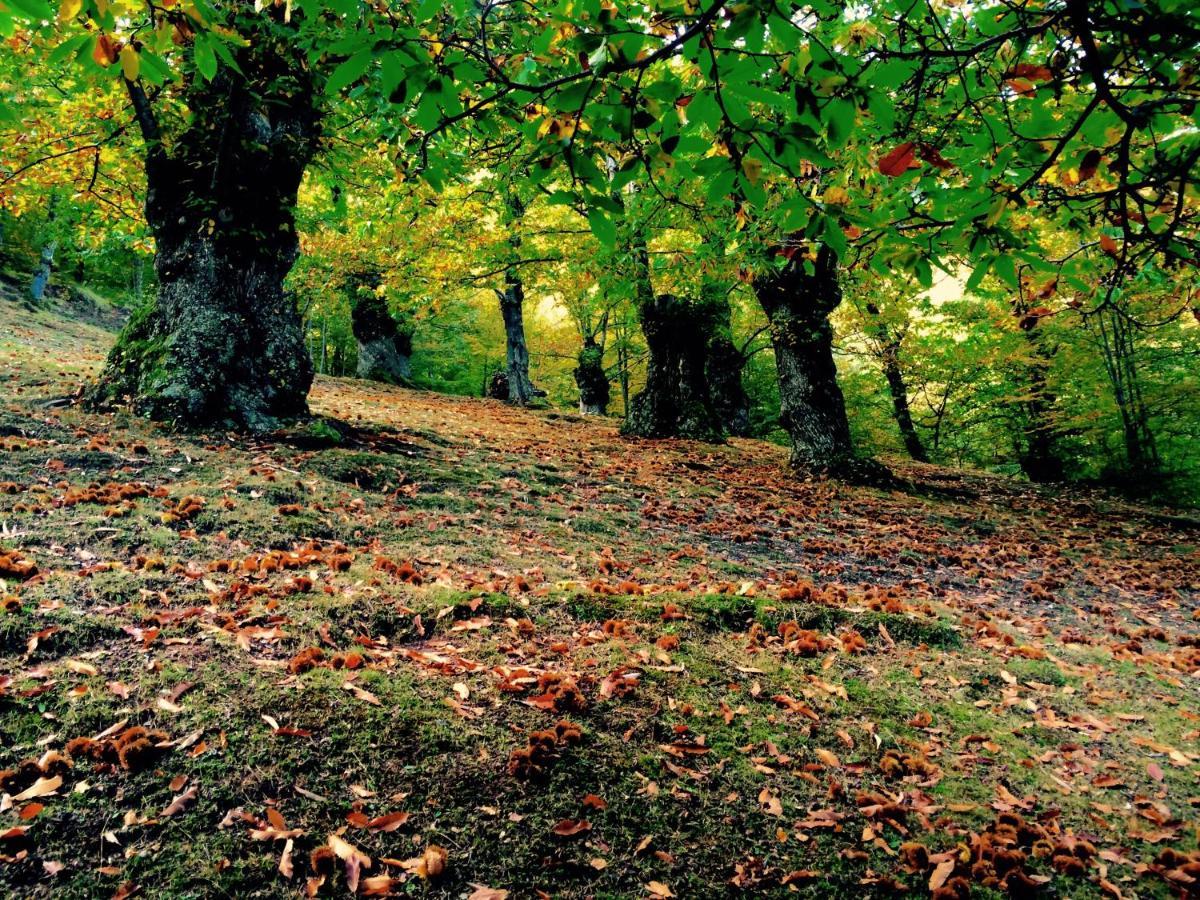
[622,293,724,441]
[703,280,751,437]
[351,278,414,386]
[754,244,876,477]
[574,336,609,415]
[88,12,320,432]
[621,230,723,441]
[496,192,538,405]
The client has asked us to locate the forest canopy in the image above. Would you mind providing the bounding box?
[0,0,1197,495]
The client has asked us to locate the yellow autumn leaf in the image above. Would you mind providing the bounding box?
[119,45,139,81]
[741,156,763,185]
[58,0,81,22]
[815,747,841,767]
[823,186,850,206]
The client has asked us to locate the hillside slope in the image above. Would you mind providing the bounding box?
[0,293,1198,899]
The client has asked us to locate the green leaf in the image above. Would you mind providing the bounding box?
[4,0,52,21]
[137,49,173,86]
[964,255,991,293]
[587,208,616,247]
[193,34,217,81]
[47,32,90,66]
[326,50,372,95]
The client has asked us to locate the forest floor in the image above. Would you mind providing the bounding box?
[0,289,1198,900]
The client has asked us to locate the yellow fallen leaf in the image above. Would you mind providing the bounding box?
[13,775,62,802]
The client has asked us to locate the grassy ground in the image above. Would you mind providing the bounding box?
[0,290,1198,899]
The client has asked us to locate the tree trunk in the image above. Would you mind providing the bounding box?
[754,244,876,478]
[622,293,724,441]
[353,291,414,385]
[704,291,751,436]
[29,197,58,304]
[496,268,537,404]
[621,229,723,441]
[88,13,320,432]
[1090,305,1159,479]
[131,253,144,303]
[865,303,928,462]
[29,239,56,303]
[574,336,609,415]
[700,246,751,437]
[494,192,539,405]
[1015,312,1065,483]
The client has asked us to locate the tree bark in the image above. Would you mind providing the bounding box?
[704,285,751,437]
[621,229,723,441]
[622,293,724,441]
[1014,311,1065,483]
[495,192,539,405]
[574,336,609,415]
[754,244,878,478]
[29,196,58,304]
[496,268,537,404]
[352,287,413,386]
[88,13,320,432]
[865,303,928,462]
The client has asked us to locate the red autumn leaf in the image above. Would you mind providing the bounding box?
[551,818,592,837]
[366,811,410,832]
[916,143,953,171]
[1078,149,1101,182]
[161,785,198,817]
[878,142,918,177]
[1006,63,1053,82]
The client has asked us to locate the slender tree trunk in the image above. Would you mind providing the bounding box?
[617,338,630,414]
[753,244,875,477]
[496,193,538,405]
[29,196,58,304]
[320,311,328,376]
[88,12,320,432]
[353,290,414,385]
[496,268,537,403]
[865,303,928,462]
[1013,307,1065,483]
[131,253,144,303]
[1090,305,1159,478]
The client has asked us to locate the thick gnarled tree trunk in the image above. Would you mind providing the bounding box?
[705,291,751,437]
[353,291,414,386]
[621,293,724,441]
[574,337,609,415]
[621,229,723,441]
[754,245,872,477]
[88,16,320,432]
